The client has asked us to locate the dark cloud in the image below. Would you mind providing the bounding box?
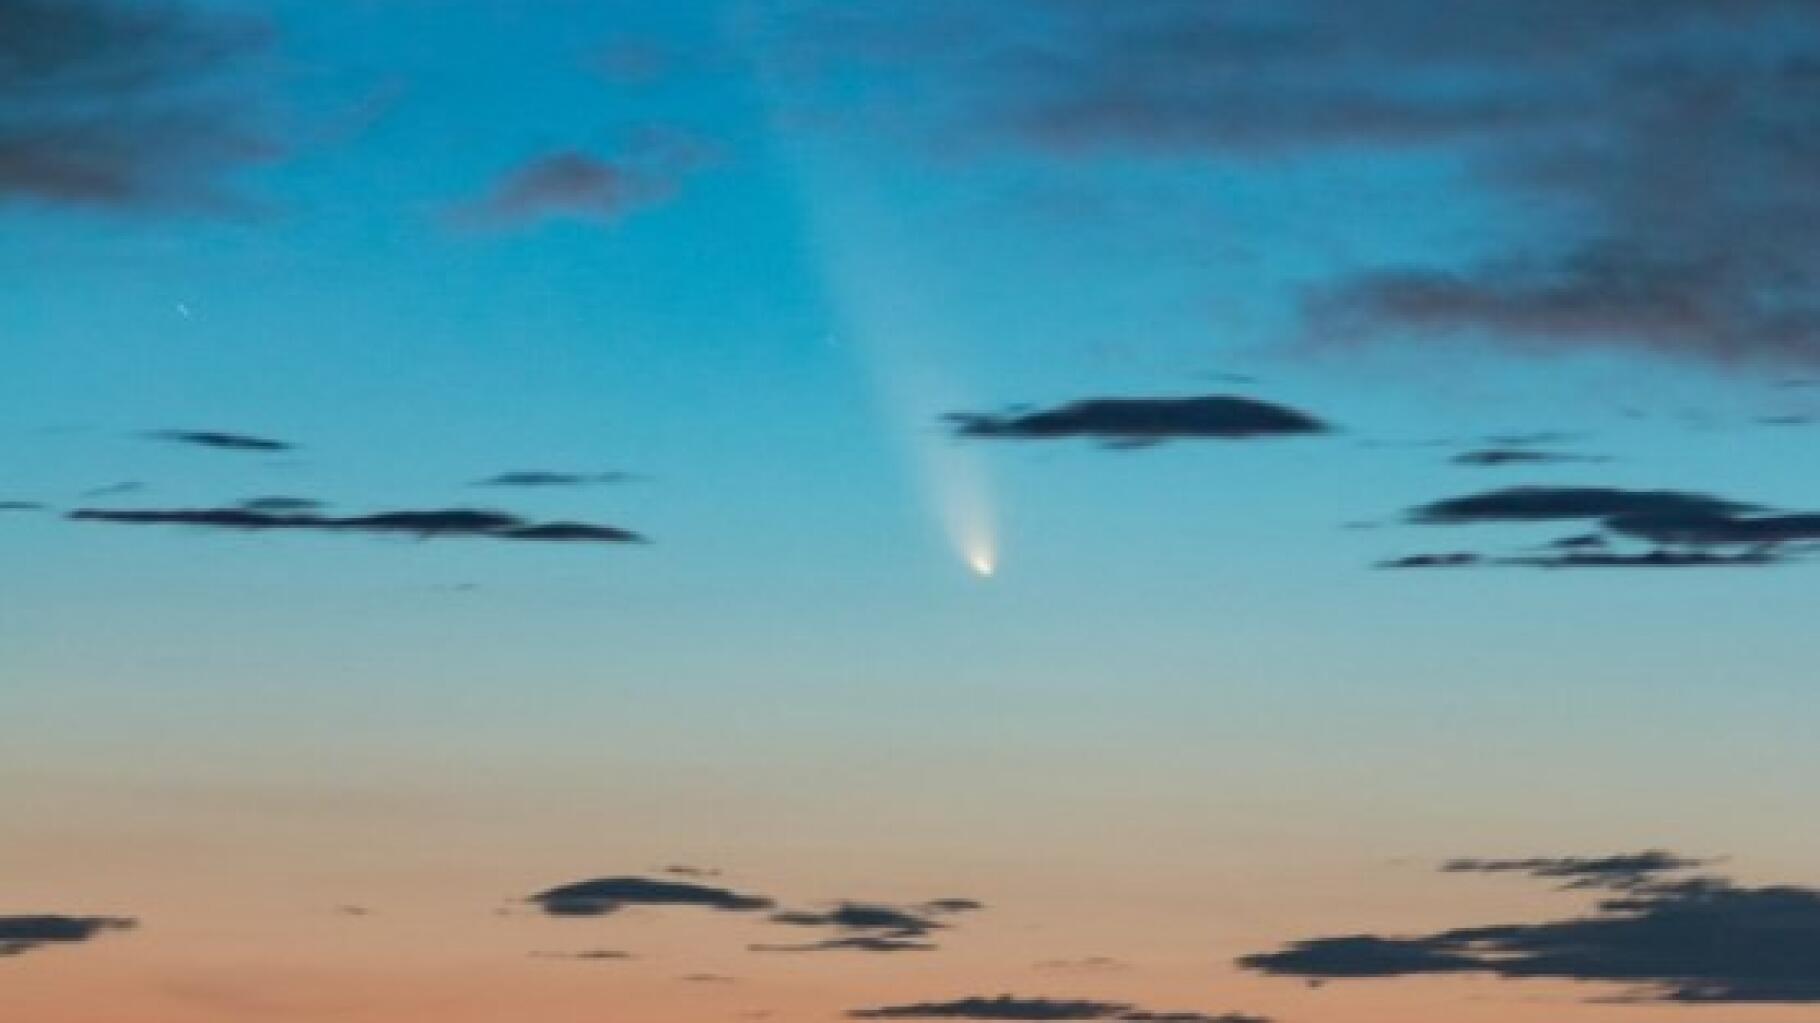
[475,472,635,488]
[81,481,144,498]
[921,898,985,915]
[0,0,272,211]
[238,497,324,512]
[771,903,943,935]
[1407,487,1756,526]
[662,865,722,878]
[68,506,644,544]
[0,915,135,957]
[529,949,635,961]
[1239,852,1820,1003]
[528,877,773,917]
[751,935,937,954]
[1033,957,1130,974]
[1383,485,1820,569]
[1450,448,1606,467]
[948,395,1329,447]
[151,430,292,452]
[848,996,1265,1023]
[1444,851,1714,889]
[781,1,1820,367]
[1376,552,1483,570]
[753,899,968,953]
[0,500,42,511]
[454,131,714,229]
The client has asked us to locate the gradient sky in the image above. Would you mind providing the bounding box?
[7,2,1820,1021]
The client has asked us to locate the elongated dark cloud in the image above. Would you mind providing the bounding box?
[237,496,324,512]
[0,500,41,511]
[1384,485,1820,569]
[529,949,635,961]
[455,131,713,229]
[1450,449,1606,467]
[0,915,135,957]
[529,877,773,917]
[949,395,1329,447]
[1444,851,1713,889]
[0,0,272,211]
[1408,487,1756,526]
[848,996,1265,1023]
[475,472,634,488]
[68,506,644,544]
[152,430,292,452]
[780,1,1820,367]
[1239,852,1820,1003]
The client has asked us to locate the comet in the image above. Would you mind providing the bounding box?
[967,547,996,578]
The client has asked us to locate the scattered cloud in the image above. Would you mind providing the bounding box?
[68,506,644,544]
[1450,449,1606,467]
[948,395,1330,447]
[1381,484,1820,569]
[475,471,636,488]
[1239,852,1820,1002]
[0,0,273,211]
[1034,957,1130,974]
[453,131,714,229]
[753,900,964,954]
[782,1,1820,367]
[528,877,773,917]
[0,915,135,957]
[849,996,1266,1023]
[151,430,293,452]
[237,496,325,512]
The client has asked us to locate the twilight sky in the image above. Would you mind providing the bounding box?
[6,2,1820,1021]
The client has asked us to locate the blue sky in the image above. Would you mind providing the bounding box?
[7,2,1820,1021]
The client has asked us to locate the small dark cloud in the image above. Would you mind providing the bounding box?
[0,500,42,511]
[1238,852,1820,1003]
[1408,487,1755,526]
[151,430,292,452]
[751,935,937,954]
[0,915,135,957]
[454,131,714,229]
[1444,851,1713,889]
[530,949,635,961]
[848,996,1266,1023]
[1384,485,1820,569]
[1759,414,1815,427]
[68,506,644,544]
[948,395,1329,446]
[1034,957,1130,974]
[681,973,739,984]
[921,898,985,915]
[662,865,722,879]
[81,481,144,498]
[771,903,943,935]
[238,496,324,512]
[475,472,635,488]
[1376,552,1483,570]
[0,0,272,211]
[1450,448,1607,467]
[528,877,773,918]
[753,897,982,954]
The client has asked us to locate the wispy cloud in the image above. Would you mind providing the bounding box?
[0,0,274,211]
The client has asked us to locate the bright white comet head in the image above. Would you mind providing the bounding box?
[966,543,996,579]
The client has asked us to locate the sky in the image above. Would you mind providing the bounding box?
[5,1,1820,1021]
